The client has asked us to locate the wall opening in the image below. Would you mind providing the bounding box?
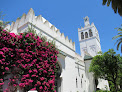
[89,29,93,37]
[55,62,62,92]
[76,77,78,88]
[85,32,88,38]
[81,32,84,39]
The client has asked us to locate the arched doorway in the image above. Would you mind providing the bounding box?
[55,62,62,92]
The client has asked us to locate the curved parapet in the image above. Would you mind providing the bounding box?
[5,8,76,51]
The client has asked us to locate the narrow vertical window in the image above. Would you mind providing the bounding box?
[76,77,78,88]
[81,32,84,39]
[81,79,82,88]
[85,32,88,38]
[89,29,93,37]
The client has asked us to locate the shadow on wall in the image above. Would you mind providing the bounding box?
[57,54,65,70]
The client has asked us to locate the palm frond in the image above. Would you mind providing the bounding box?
[113,35,122,40]
[114,38,122,45]
[117,28,122,31]
[117,32,122,35]
[116,40,122,50]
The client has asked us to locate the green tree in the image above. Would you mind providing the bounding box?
[102,0,122,16]
[117,56,122,90]
[113,25,122,52]
[89,49,122,92]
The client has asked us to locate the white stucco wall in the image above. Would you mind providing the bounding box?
[85,59,96,92]
[97,79,110,90]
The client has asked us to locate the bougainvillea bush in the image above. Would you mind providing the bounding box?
[0,26,59,92]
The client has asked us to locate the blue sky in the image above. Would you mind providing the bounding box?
[0,0,122,55]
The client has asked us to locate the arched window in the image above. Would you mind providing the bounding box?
[81,32,84,39]
[89,29,93,37]
[85,32,88,38]
[76,77,78,88]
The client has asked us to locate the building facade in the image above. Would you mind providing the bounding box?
[4,8,109,92]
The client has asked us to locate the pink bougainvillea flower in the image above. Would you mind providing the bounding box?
[19,83,25,87]
[12,79,15,82]
[0,60,2,64]
[32,52,35,55]
[46,82,50,87]
[33,69,38,73]
[0,82,4,86]
[49,80,54,84]
[43,70,47,74]
[1,59,5,61]
[39,86,43,90]
[12,64,16,66]
[5,67,9,71]
[25,34,29,38]
[13,84,17,87]
[29,79,33,83]
[44,86,47,90]
[31,74,36,77]
[29,70,32,73]
[2,72,5,75]
[39,72,42,75]
[2,54,5,58]
[37,65,40,68]
[39,68,43,71]
[42,81,46,85]
[52,71,54,74]
[0,51,4,55]
[18,49,24,52]
[0,28,59,91]
[34,84,37,87]
[11,55,14,57]
[28,64,33,67]
[33,59,37,63]
[0,79,3,81]
[25,82,29,86]
[37,81,41,85]
[23,74,30,78]
[40,77,45,81]
[30,87,36,90]
[10,33,16,38]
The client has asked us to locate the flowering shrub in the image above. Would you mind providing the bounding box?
[0,26,59,92]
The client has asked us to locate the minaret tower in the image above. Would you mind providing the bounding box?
[78,16,101,57]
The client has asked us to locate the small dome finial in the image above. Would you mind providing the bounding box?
[84,16,90,27]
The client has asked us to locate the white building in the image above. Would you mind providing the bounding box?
[4,8,109,92]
